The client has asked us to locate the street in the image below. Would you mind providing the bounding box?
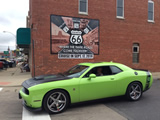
[0,67,160,120]
[0,87,22,120]
[105,79,160,120]
[0,86,126,120]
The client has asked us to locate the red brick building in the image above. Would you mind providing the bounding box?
[28,0,160,76]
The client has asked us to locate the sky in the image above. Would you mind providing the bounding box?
[0,0,29,52]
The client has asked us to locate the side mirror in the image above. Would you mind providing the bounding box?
[88,74,96,80]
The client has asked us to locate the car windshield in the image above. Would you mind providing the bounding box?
[63,65,89,78]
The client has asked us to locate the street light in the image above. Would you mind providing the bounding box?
[3,31,17,58]
[3,31,16,38]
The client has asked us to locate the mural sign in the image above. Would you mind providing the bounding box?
[50,15,99,59]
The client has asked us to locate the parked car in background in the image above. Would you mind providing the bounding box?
[6,59,16,68]
[10,59,16,67]
[0,59,8,69]
[7,60,13,68]
[17,57,24,63]
[0,61,3,69]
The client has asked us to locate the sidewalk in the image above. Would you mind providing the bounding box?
[152,72,160,80]
[0,65,31,87]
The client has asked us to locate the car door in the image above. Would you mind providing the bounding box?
[79,66,117,102]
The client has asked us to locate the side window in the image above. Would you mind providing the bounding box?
[83,66,112,77]
[110,66,122,74]
[83,67,97,78]
[102,66,112,76]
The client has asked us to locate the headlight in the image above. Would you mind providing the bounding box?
[22,87,29,95]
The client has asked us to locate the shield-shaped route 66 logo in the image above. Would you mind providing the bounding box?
[70,35,83,45]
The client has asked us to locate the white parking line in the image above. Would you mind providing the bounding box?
[22,107,51,120]
[0,88,3,91]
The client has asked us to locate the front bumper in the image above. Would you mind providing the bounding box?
[19,89,42,112]
[22,100,42,112]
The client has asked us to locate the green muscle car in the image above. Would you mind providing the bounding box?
[19,62,153,114]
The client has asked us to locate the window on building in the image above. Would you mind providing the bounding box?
[148,0,154,22]
[79,0,88,14]
[117,0,124,18]
[132,43,139,63]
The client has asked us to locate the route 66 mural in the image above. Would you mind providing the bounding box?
[50,15,99,59]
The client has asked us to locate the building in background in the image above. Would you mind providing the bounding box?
[25,0,160,76]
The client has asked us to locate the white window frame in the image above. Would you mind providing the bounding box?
[132,46,139,53]
[79,0,88,15]
[116,0,124,19]
[148,0,154,23]
[132,43,139,63]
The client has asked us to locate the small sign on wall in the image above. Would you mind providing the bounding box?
[50,15,99,59]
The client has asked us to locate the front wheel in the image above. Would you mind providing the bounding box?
[43,90,69,114]
[126,82,142,101]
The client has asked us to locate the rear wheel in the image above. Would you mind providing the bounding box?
[43,90,69,114]
[126,82,142,101]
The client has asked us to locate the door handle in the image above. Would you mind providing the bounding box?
[111,78,114,80]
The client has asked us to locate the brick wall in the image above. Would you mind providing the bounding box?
[30,0,160,76]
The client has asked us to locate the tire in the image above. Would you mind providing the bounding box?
[126,82,142,101]
[43,90,69,114]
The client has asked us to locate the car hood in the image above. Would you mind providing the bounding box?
[22,74,71,88]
